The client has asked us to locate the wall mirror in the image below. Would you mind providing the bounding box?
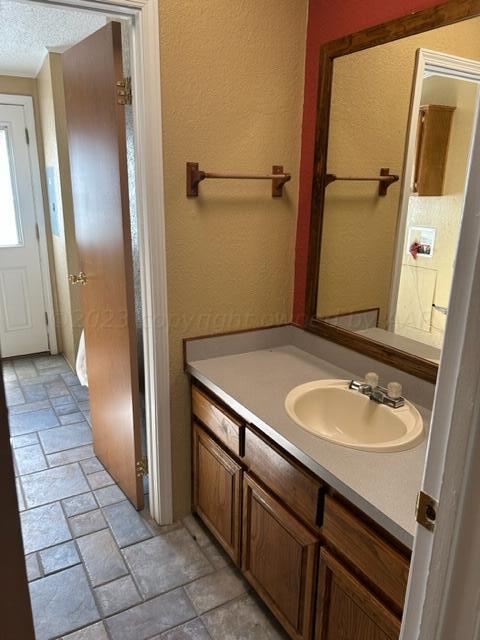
[305,3,480,383]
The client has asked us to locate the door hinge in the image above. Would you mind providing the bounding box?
[35,223,40,241]
[416,490,437,532]
[136,456,148,477]
[116,77,132,105]
[25,128,30,145]
[44,311,49,326]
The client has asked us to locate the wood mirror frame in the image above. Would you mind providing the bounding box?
[304,0,480,384]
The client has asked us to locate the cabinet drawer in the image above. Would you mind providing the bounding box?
[244,426,323,530]
[192,385,243,457]
[316,548,401,640]
[243,474,318,640]
[323,496,410,612]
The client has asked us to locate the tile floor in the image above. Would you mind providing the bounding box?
[4,354,288,640]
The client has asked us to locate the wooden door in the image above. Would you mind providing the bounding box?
[316,549,401,640]
[62,22,143,508]
[242,473,318,640]
[192,423,242,563]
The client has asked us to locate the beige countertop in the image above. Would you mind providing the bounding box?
[187,343,430,548]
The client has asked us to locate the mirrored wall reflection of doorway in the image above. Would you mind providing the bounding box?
[389,50,480,364]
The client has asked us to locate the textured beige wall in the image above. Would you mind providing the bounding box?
[37,54,82,368]
[317,17,480,326]
[0,74,60,347]
[159,1,308,518]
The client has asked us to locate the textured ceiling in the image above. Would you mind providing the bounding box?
[0,0,107,77]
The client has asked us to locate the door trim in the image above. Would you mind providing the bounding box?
[33,0,173,523]
[0,93,58,355]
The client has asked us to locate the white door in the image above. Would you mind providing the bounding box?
[0,102,49,357]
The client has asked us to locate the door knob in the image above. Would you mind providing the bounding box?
[68,272,88,286]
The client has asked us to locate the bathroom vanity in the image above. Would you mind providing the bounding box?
[186,326,432,640]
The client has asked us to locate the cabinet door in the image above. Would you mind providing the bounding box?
[316,549,401,640]
[242,474,318,640]
[192,423,242,564]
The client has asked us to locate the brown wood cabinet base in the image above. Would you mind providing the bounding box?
[191,383,410,640]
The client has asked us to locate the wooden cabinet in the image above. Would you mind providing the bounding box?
[414,104,455,196]
[191,385,410,640]
[323,496,409,612]
[242,474,318,640]
[192,422,242,563]
[316,549,401,640]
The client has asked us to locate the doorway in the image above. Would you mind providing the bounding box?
[1,0,172,636]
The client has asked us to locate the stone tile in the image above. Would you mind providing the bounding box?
[55,401,81,416]
[202,542,231,570]
[39,541,80,574]
[123,528,212,598]
[87,470,114,489]
[51,393,75,406]
[62,492,98,517]
[21,372,61,386]
[25,553,42,581]
[80,457,104,475]
[71,385,90,402]
[94,575,141,617]
[61,371,81,387]
[21,462,90,508]
[77,529,128,586]
[44,378,70,404]
[70,509,108,537]
[156,619,211,640]
[23,384,48,402]
[60,411,86,425]
[34,354,69,371]
[83,410,92,424]
[106,588,196,640]
[2,362,17,382]
[94,485,126,507]
[29,564,99,640]
[9,408,59,436]
[185,566,248,614]
[62,621,109,640]
[9,399,51,415]
[77,400,91,412]
[16,478,26,511]
[11,432,39,448]
[183,514,212,548]
[39,422,92,454]
[201,594,287,640]
[14,444,48,475]
[103,500,152,548]
[14,360,37,379]
[47,444,95,467]
[5,383,25,406]
[21,502,72,554]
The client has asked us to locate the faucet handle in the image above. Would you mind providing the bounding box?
[387,381,403,399]
[365,372,379,388]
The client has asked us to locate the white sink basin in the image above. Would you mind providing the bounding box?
[285,380,424,452]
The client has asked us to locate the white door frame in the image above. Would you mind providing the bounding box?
[388,49,480,330]
[400,58,480,639]
[0,92,58,355]
[27,0,172,524]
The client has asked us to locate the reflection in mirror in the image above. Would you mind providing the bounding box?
[316,18,480,365]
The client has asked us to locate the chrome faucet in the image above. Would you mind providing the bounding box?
[349,372,405,409]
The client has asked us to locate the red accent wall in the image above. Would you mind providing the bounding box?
[293,0,442,324]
